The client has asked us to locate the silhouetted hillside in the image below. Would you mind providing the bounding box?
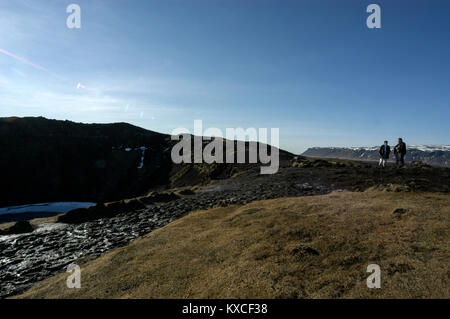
[0,117,293,207]
[0,117,175,207]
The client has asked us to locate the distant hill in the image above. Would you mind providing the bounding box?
[302,145,450,167]
[0,117,292,207]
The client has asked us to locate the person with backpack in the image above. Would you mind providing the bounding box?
[394,138,407,167]
[378,140,390,167]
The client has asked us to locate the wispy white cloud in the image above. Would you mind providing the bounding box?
[0,48,48,72]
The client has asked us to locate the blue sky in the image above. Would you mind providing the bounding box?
[0,0,449,153]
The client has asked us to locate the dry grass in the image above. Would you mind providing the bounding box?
[0,215,61,231]
[14,190,450,299]
[0,222,16,231]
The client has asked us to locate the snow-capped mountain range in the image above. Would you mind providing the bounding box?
[302,145,450,167]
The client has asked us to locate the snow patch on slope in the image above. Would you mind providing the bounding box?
[137,146,147,169]
[112,146,149,169]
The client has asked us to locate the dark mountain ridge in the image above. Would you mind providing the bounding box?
[0,117,292,207]
[0,117,172,207]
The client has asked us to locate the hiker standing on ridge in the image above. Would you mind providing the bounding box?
[378,140,390,167]
[394,138,407,167]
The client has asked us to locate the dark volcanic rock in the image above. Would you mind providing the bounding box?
[58,199,149,224]
[57,204,107,224]
[393,208,408,215]
[291,245,320,257]
[177,189,196,196]
[1,160,449,298]
[140,192,180,204]
[0,221,34,235]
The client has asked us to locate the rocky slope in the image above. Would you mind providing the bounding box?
[0,170,329,298]
[1,159,449,298]
[302,146,450,167]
